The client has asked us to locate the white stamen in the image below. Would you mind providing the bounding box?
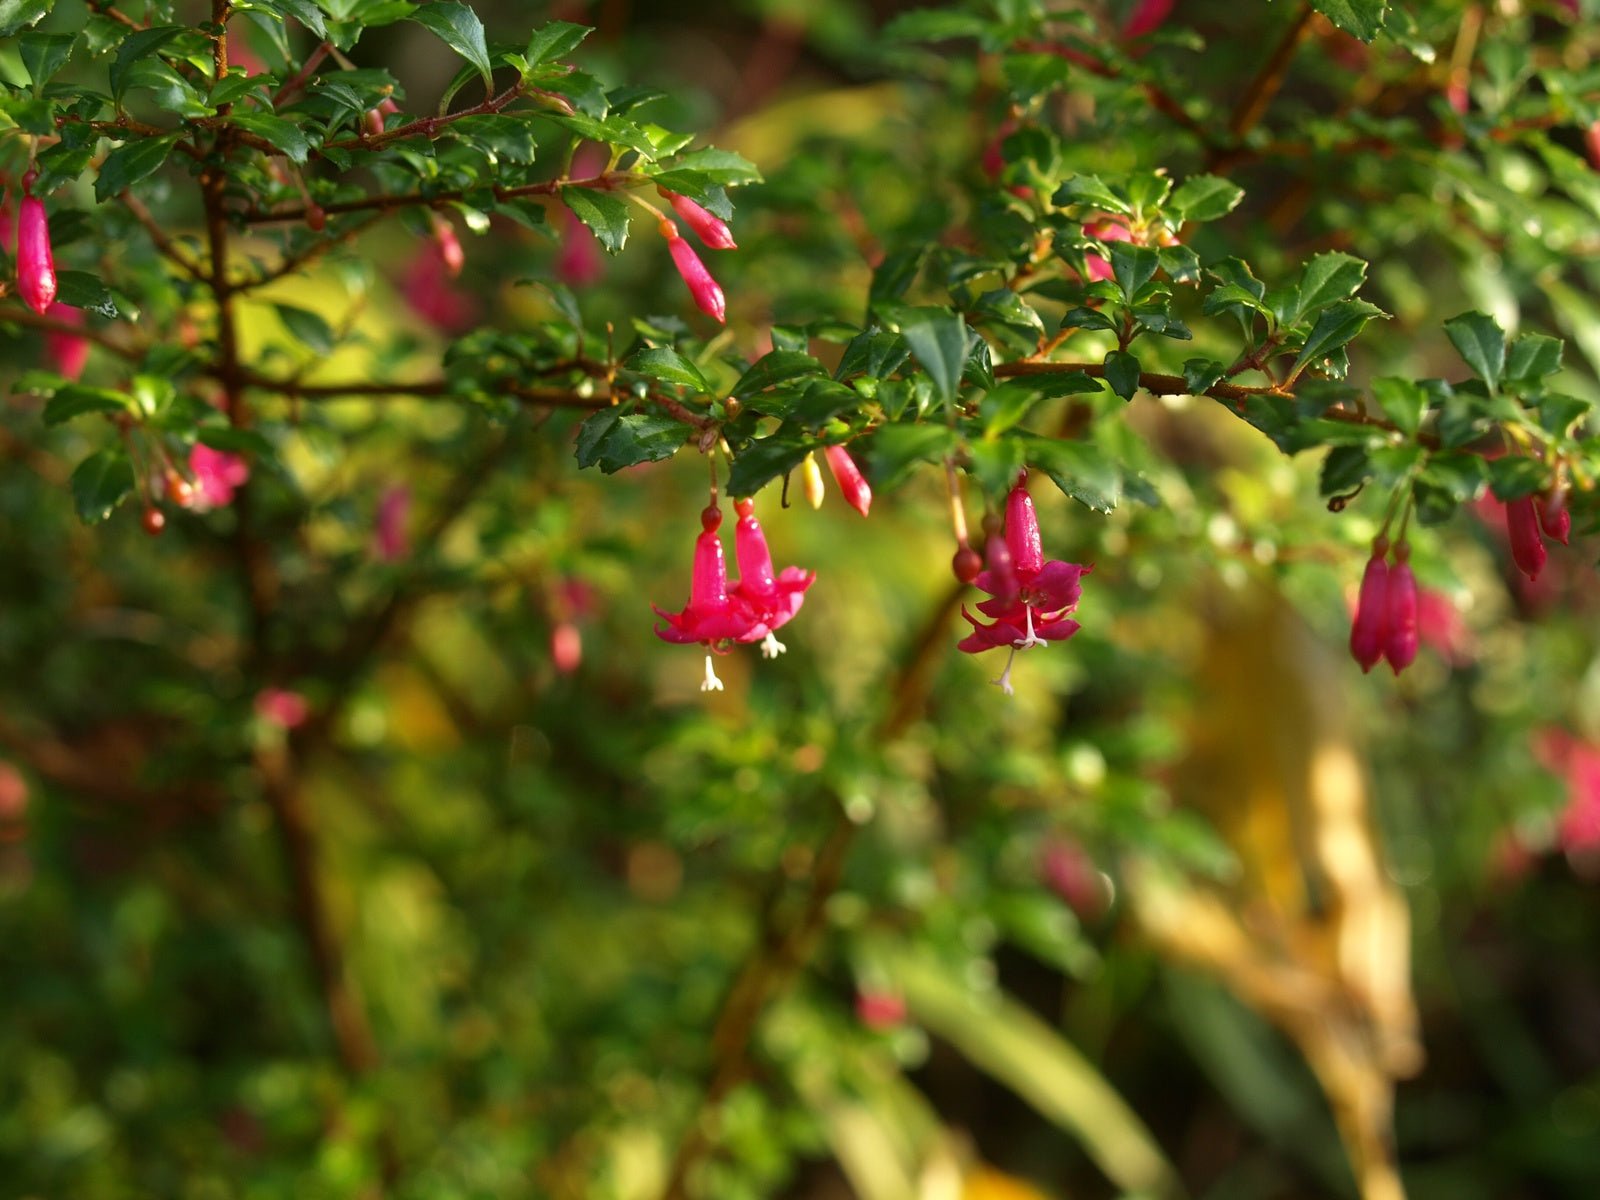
[760,631,787,659]
[701,654,725,692]
[990,646,1018,696]
[1014,604,1046,650]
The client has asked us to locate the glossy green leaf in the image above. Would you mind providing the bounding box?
[627,347,710,393]
[574,409,685,473]
[898,308,969,406]
[94,134,184,202]
[562,188,630,254]
[1169,174,1244,222]
[410,2,494,92]
[1444,310,1506,393]
[70,448,135,524]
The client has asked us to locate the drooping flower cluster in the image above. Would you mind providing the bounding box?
[1505,481,1569,583]
[1348,536,1418,675]
[656,191,736,325]
[957,477,1090,695]
[652,499,813,690]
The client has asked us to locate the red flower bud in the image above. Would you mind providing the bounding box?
[1538,487,1571,546]
[44,303,87,381]
[952,545,982,583]
[1384,559,1418,675]
[663,224,726,323]
[551,623,582,675]
[1586,120,1600,173]
[17,190,57,316]
[431,214,464,278]
[1122,0,1176,40]
[1349,551,1390,673]
[1506,496,1547,581]
[823,444,871,517]
[663,190,737,250]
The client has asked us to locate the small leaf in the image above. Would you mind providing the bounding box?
[1169,174,1244,222]
[54,270,118,317]
[627,346,710,393]
[1108,242,1160,302]
[229,112,311,162]
[898,308,970,406]
[19,30,74,91]
[1182,358,1226,395]
[1052,174,1132,215]
[1030,437,1123,514]
[1444,310,1506,393]
[1320,444,1372,497]
[1312,0,1387,42]
[561,187,630,254]
[868,424,957,490]
[727,434,812,497]
[1487,454,1548,501]
[1103,350,1141,401]
[0,0,53,38]
[43,384,135,425]
[409,2,494,92]
[733,351,825,396]
[1371,377,1426,435]
[71,448,135,524]
[573,409,686,473]
[94,134,183,202]
[526,19,591,65]
[670,147,762,186]
[253,0,327,39]
[272,304,335,355]
[1506,332,1563,385]
[110,25,182,102]
[1293,252,1367,323]
[1290,300,1387,380]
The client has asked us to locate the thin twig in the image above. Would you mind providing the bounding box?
[1227,3,1318,140]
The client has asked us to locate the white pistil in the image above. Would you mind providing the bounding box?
[760,631,787,659]
[990,646,1018,696]
[701,653,725,692]
[1014,603,1046,650]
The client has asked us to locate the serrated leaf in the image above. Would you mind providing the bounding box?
[1506,332,1563,385]
[1371,376,1426,435]
[627,346,709,393]
[230,112,311,162]
[526,19,591,65]
[670,147,762,186]
[94,134,182,201]
[272,304,334,355]
[410,2,493,92]
[1103,350,1141,400]
[868,424,957,490]
[1444,310,1506,393]
[1108,242,1159,301]
[1052,174,1132,215]
[20,30,73,91]
[726,435,813,497]
[1289,300,1387,381]
[71,448,135,524]
[562,187,629,254]
[1320,444,1372,497]
[1293,252,1367,323]
[54,270,118,317]
[898,308,969,406]
[1182,358,1226,395]
[573,409,685,473]
[0,0,53,38]
[43,384,135,425]
[1487,454,1548,501]
[254,0,327,39]
[868,247,926,309]
[1169,174,1244,222]
[1313,0,1386,42]
[1030,437,1123,514]
[733,351,825,396]
[111,25,182,102]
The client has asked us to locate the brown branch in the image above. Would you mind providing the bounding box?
[229,367,614,409]
[272,39,333,107]
[322,81,530,154]
[232,213,384,292]
[238,170,637,225]
[1227,3,1318,140]
[121,190,208,281]
[0,304,146,359]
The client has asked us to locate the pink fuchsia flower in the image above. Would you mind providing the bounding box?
[1122,0,1176,40]
[1446,79,1470,116]
[1039,837,1112,921]
[557,207,606,287]
[372,485,411,563]
[1506,495,1547,581]
[730,497,814,659]
[17,183,56,316]
[1538,486,1571,546]
[363,96,401,138]
[659,219,726,323]
[854,990,907,1031]
[1082,216,1133,283]
[430,212,464,278]
[401,238,479,333]
[661,190,737,250]
[653,505,769,691]
[189,443,250,509]
[1348,541,1390,673]
[254,687,309,729]
[1384,553,1418,675]
[44,303,87,380]
[1534,729,1600,854]
[958,478,1090,695]
[551,622,582,675]
[823,445,872,517]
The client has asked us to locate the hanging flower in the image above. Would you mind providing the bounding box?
[44,303,87,381]
[661,189,737,250]
[17,177,56,316]
[189,443,251,509]
[372,484,411,563]
[1122,0,1176,41]
[1505,495,1547,581]
[430,211,464,278]
[1538,485,1571,546]
[957,477,1090,695]
[659,218,726,323]
[255,687,310,730]
[1384,553,1419,675]
[653,505,768,691]
[823,444,872,517]
[1348,540,1390,673]
[729,497,814,659]
[401,238,479,333]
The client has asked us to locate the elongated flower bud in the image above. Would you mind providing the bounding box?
[984,529,1019,605]
[1122,0,1175,40]
[1384,557,1419,675]
[690,505,729,607]
[1349,549,1390,673]
[801,452,825,509]
[1587,120,1600,172]
[551,622,582,675]
[44,303,87,381]
[431,213,464,278]
[662,222,726,323]
[1538,486,1571,546]
[823,445,871,517]
[1004,481,1044,576]
[17,191,56,316]
[663,190,736,250]
[733,498,778,598]
[1506,496,1547,581]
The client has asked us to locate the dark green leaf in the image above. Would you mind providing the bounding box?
[272,304,335,355]
[574,409,686,473]
[445,114,537,163]
[1052,174,1131,215]
[1030,437,1123,513]
[111,26,182,102]
[1487,454,1548,501]
[253,0,327,38]
[1421,450,1489,502]
[1293,252,1367,323]
[70,448,135,524]
[1182,358,1226,395]
[1506,332,1563,385]
[1313,0,1386,41]
[55,271,118,318]
[627,346,710,393]
[868,247,927,310]
[0,0,53,38]
[733,351,825,397]
[1371,377,1426,435]
[727,435,813,497]
[94,134,183,202]
[195,425,274,456]
[410,2,493,92]
[868,424,957,490]
[1444,310,1506,393]
[1169,174,1244,222]
[230,112,311,163]
[899,308,970,406]
[1108,243,1160,302]
[20,30,73,91]
[835,330,908,382]
[526,20,591,65]
[1103,350,1141,401]
[670,147,762,186]
[1320,444,1372,497]
[43,385,135,425]
[562,188,629,254]
[967,438,1027,500]
[1290,300,1387,380]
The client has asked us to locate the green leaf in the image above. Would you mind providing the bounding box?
[0,0,53,38]
[561,187,630,254]
[1444,311,1506,393]
[1487,454,1548,501]
[410,2,494,93]
[70,448,135,524]
[1103,350,1141,401]
[111,25,182,102]
[868,424,957,490]
[1320,444,1372,497]
[54,270,119,318]
[43,384,135,425]
[94,134,183,202]
[573,409,685,473]
[1292,252,1367,323]
[898,308,969,406]
[229,112,311,163]
[272,304,335,355]
[1313,0,1387,42]
[868,247,927,310]
[967,438,1027,500]
[1289,300,1387,381]
[670,147,762,186]
[882,9,989,42]
[1371,377,1426,435]
[251,0,327,39]
[1052,174,1132,215]
[195,425,274,456]
[445,114,536,163]
[1031,438,1123,513]
[19,30,74,91]
[1169,174,1244,222]
[627,346,710,393]
[1108,242,1160,302]
[1182,358,1226,395]
[733,351,825,396]
[727,435,812,497]
[526,20,591,65]
[1506,332,1564,385]
[1421,450,1489,502]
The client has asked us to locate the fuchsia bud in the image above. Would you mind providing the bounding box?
[1506,496,1547,581]
[1538,486,1571,546]
[1122,0,1176,40]
[373,485,411,563]
[1384,550,1419,675]
[854,991,907,1031]
[44,303,87,381]
[255,687,309,729]
[661,220,726,323]
[662,190,737,250]
[823,444,872,517]
[690,504,730,608]
[17,178,57,316]
[1446,80,1470,115]
[801,453,826,509]
[551,623,582,675]
[1349,541,1390,674]
[1004,479,1044,576]
[364,96,401,138]
[431,213,464,278]
[1586,120,1600,173]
